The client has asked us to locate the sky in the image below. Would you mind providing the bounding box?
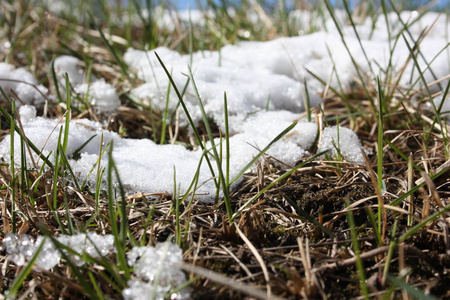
[171,0,449,10]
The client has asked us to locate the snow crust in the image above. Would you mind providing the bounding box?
[125,10,449,129]
[75,79,121,114]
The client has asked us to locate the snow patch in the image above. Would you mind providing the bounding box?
[319,126,366,165]
[0,63,48,107]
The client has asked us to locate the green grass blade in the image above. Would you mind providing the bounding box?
[0,94,54,169]
[72,134,97,161]
[324,0,375,113]
[387,274,439,300]
[51,59,64,103]
[366,206,382,246]
[187,66,231,219]
[399,203,450,243]
[160,79,172,145]
[89,12,130,78]
[346,199,369,299]
[282,192,334,238]
[155,52,220,196]
[9,96,17,233]
[382,219,398,284]
[231,151,327,222]
[107,141,130,279]
[230,121,298,185]
[224,92,230,188]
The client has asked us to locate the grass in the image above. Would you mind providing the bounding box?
[0,0,450,299]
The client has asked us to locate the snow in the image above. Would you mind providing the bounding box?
[54,55,85,87]
[19,105,37,123]
[2,232,115,270]
[123,242,190,300]
[54,56,121,114]
[3,233,190,299]
[0,108,316,200]
[1,10,449,200]
[318,126,367,165]
[75,79,121,114]
[126,10,449,121]
[0,63,48,107]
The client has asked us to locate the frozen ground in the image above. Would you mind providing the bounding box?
[1,6,449,300]
[0,10,449,201]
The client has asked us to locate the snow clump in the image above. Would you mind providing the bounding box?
[2,233,190,299]
[2,232,115,270]
[75,79,121,114]
[0,63,48,107]
[319,126,367,165]
[54,55,120,114]
[123,242,190,300]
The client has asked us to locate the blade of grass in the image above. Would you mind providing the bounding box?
[230,121,299,185]
[382,219,398,284]
[231,151,327,222]
[386,274,439,300]
[160,78,172,145]
[324,0,376,114]
[174,166,181,246]
[376,77,387,242]
[224,92,230,188]
[345,199,369,300]
[0,91,54,169]
[402,33,449,150]
[155,52,220,194]
[106,141,130,279]
[51,59,64,103]
[187,65,231,218]
[9,96,16,233]
[366,206,382,246]
[399,203,450,243]
[282,192,334,238]
[89,12,130,79]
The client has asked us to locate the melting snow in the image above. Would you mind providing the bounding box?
[54,56,121,114]
[319,126,367,164]
[2,232,115,270]
[2,233,189,299]
[0,10,448,201]
[0,63,48,107]
[123,243,190,300]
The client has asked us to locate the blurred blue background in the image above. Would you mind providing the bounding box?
[168,0,449,10]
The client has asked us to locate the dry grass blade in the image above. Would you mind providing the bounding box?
[297,237,325,298]
[362,149,386,244]
[235,225,272,299]
[219,244,253,278]
[178,262,283,300]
